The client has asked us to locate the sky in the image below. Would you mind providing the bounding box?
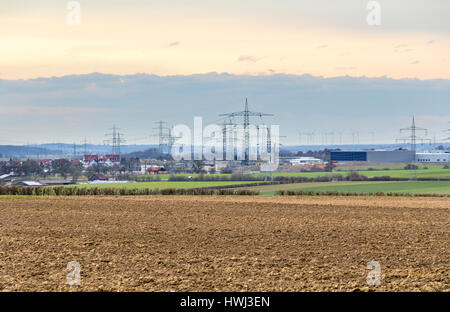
[1,73,449,145]
[0,1,449,145]
[1,0,449,80]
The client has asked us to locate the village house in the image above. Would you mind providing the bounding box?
[146,166,168,175]
[88,173,108,182]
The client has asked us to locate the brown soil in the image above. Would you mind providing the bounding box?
[0,196,448,291]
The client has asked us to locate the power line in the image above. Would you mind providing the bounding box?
[81,137,88,154]
[105,125,126,155]
[396,116,428,180]
[219,98,274,163]
[152,121,179,154]
[73,142,77,159]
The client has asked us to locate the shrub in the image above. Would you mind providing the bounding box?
[371,176,391,181]
[346,172,368,181]
[404,164,419,170]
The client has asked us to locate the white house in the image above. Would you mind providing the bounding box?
[289,157,324,166]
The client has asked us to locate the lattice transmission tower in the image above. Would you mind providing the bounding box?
[219,98,274,163]
[152,121,179,155]
[105,125,126,155]
[396,116,428,180]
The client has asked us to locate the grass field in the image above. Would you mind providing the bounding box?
[52,177,450,196]
[134,167,450,180]
[340,168,450,179]
[263,168,450,179]
[240,181,450,195]
[200,167,450,179]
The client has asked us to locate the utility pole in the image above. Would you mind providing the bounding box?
[117,132,124,155]
[396,116,428,180]
[105,125,125,155]
[82,137,88,155]
[219,98,273,164]
[152,120,178,155]
[155,120,167,154]
[222,118,236,160]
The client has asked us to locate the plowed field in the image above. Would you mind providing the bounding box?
[0,196,448,291]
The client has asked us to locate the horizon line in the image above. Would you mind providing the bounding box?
[2,71,449,82]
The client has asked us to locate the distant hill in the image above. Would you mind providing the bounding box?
[0,144,158,158]
[0,145,60,158]
[124,148,173,160]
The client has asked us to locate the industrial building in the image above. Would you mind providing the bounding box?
[330,150,414,162]
[416,152,449,163]
[289,157,324,166]
[331,150,449,163]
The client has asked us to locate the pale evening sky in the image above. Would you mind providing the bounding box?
[0,0,449,80]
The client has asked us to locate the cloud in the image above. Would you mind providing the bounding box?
[394,44,413,53]
[0,106,105,116]
[1,73,449,144]
[238,56,259,63]
[163,41,180,48]
[86,82,98,91]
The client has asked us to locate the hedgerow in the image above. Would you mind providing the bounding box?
[275,190,450,197]
[0,186,259,196]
